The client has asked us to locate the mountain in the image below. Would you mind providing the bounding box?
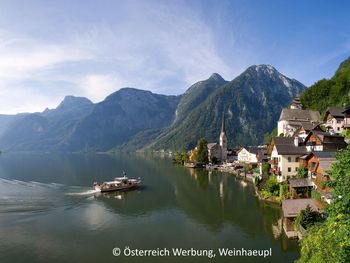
[0,114,26,137]
[0,96,94,151]
[0,65,305,152]
[66,88,180,151]
[174,73,228,124]
[149,65,305,150]
[300,56,350,114]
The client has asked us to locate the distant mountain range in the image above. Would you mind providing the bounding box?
[0,64,306,152]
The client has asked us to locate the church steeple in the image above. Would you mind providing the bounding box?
[221,112,226,134]
[220,112,227,162]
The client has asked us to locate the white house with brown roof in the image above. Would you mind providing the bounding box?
[324,106,345,134]
[237,146,259,163]
[278,108,320,137]
[304,130,347,152]
[268,137,307,182]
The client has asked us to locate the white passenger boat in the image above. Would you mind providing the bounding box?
[93,173,141,193]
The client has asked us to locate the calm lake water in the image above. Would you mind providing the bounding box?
[0,153,299,263]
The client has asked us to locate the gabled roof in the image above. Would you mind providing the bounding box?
[237,146,260,155]
[282,199,321,218]
[289,178,313,188]
[298,151,337,174]
[279,108,320,122]
[324,106,345,120]
[304,131,347,148]
[299,151,336,161]
[270,137,307,155]
[293,123,323,137]
[313,151,336,159]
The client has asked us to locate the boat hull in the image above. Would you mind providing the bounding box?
[95,184,140,193]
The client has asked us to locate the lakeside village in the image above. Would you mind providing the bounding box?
[173,97,350,239]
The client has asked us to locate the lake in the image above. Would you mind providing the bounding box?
[0,153,299,263]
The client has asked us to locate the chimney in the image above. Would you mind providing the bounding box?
[294,136,299,147]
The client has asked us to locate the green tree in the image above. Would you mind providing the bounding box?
[263,176,279,196]
[173,150,189,164]
[298,146,350,263]
[295,167,308,179]
[294,205,323,230]
[194,138,208,164]
[261,162,270,176]
[300,56,350,114]
[342,129,350,140]
[279,183,289,199]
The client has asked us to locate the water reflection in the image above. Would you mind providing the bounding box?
[0,153,299,262]
[176,167,295,253]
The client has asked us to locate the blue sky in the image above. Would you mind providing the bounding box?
[0,0,350,114]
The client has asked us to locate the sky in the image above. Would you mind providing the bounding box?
[0,0,350,114]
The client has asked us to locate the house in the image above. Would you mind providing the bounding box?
[268,137,307,182]
[237,146,259,164]
[207,114,228,163]
[277,105,320,137]
[299,151,337,190]
[324,106,345,134]
[207,143,221,163]
[289,178,313,199]
[293,123,323,140]
[343,108,350,130]
[304,130,347,152]
[282,199,321,238]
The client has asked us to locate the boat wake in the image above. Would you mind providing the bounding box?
[65,189,101,196]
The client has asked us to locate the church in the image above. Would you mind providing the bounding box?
[207,114,228,163]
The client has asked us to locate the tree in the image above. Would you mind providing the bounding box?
[194,138,208,164]
[295,167,308,179]
[173,150,189,164]
[298,146,350,263]
[342,129,350,141]
[261,162,270,176]
[263,176,279,195]
[294,205,323,230]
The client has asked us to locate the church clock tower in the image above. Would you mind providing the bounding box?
[220,113,228,161]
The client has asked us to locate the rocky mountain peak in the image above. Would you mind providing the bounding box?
[209,73,225,82]
[57,95,93,110]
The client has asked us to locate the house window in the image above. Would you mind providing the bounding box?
[295,157,299,162]
[295,167,298,172]
[288,167,291,172]
[288,157,291,162]
[337,120,342,124]
[337,127,340,131]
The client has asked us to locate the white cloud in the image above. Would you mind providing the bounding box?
[77,74,124,102]
[0,1,232,114]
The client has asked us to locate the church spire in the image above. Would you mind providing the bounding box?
[221,112,226,134]
[219,112,228,162]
